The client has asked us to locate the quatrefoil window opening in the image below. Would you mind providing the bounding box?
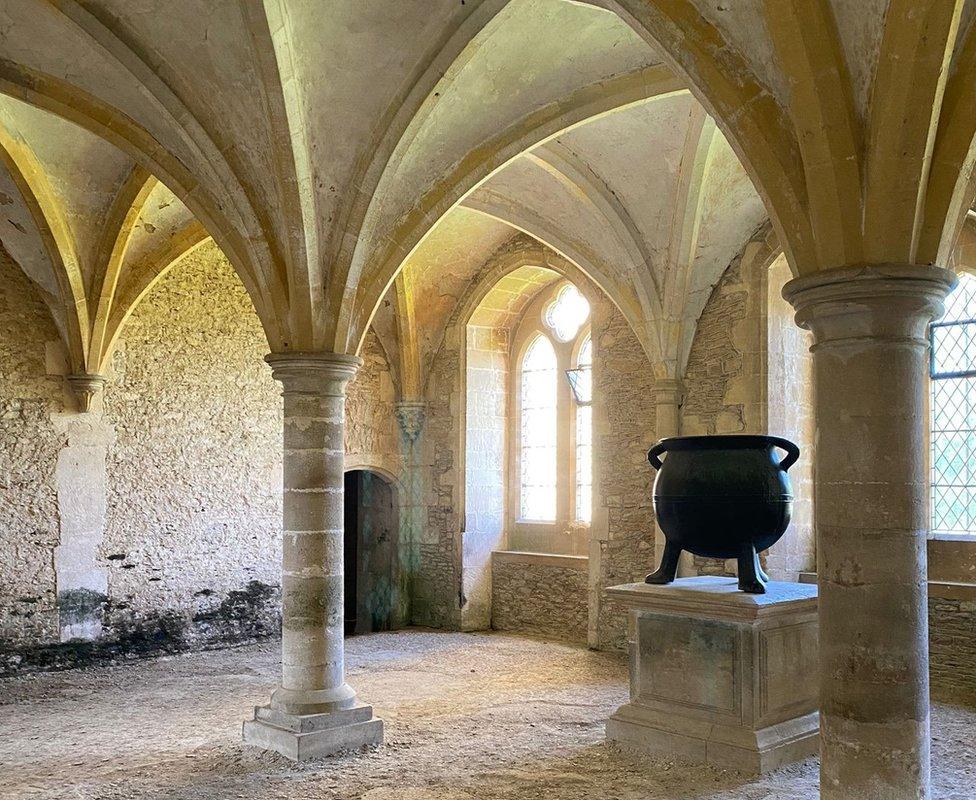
[542,283,590,342]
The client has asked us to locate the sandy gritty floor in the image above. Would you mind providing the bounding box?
[1,629,974,800]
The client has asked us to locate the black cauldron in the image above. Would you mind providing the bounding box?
[644,435,799,593]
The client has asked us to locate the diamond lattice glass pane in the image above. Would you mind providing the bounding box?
[939,273,976,323]
[566,366,592,404]
[931,275,976,534]
[520,335,557,520]
[932,431,967,485]
[934,486,969,532]
[932,322,976,376]
[575,404,592,522]
[932,379,966,431]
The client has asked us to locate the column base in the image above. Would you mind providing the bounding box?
[242,702,384,761]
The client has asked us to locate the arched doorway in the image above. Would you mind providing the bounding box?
[343,469,400,636]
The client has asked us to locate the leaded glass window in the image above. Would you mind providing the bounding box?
[930,273,976,535]
[519,334,558,521]
[575,335,593,523]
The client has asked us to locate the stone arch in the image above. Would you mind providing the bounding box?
[0,59,288,351]
[341,71,686,355]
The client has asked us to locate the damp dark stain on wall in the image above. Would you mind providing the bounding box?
[0,580,281,676]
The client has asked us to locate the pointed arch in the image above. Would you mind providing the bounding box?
[0,49,288,344]
[0,122,89,370]
[336,65,685,354]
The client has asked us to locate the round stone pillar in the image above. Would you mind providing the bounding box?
[243,352,383,761]
[783,265,955,800]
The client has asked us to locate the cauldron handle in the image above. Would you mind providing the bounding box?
[647,440,668,470]
[769,437,800,471]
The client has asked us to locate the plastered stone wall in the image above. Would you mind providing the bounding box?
[0,241,401,672]
[491,552,587,642]
[589,298,657,650]
[0,246,63,656]
[764,256,816,581]
[463,324,509,629]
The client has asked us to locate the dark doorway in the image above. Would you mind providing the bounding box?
[343,469,400,636]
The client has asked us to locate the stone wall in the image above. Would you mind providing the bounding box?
[491,552,587,642]
[681,254,752,438]
[681,243,815,580]
[346,332,401,479]
[929,593,976,704]
[99,242,283,658]
[589,298,657,650]
[0,246,63,656]
[415,321,464,629]
[0,242,401,673]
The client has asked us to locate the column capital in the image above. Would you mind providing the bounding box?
[66,374,107,413]
[394,400,427,442]
[265,352,363,395]
[653,378,683,405]
[783,264,956,345]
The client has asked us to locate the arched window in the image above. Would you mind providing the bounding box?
[510,279,593,553]
[931,272,976,535]
[574,335,593,522]
[519,334,558,521]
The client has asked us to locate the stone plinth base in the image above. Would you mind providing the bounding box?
[605,576,818,774]
[242,702,383,761]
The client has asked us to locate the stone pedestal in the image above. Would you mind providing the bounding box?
[605,576,818,774]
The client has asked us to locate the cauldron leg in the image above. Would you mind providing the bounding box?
[737,544,767,594]
[645,541,681,585]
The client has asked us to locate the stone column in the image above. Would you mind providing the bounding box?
[243,352,383,761]
[784,265,955,800]
[652,379,693,575]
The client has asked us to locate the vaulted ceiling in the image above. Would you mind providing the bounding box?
[2,0,976,397]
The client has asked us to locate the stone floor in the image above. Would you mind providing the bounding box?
[1,629,974,800]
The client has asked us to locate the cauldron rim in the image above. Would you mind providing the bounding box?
[654,434,793,451]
